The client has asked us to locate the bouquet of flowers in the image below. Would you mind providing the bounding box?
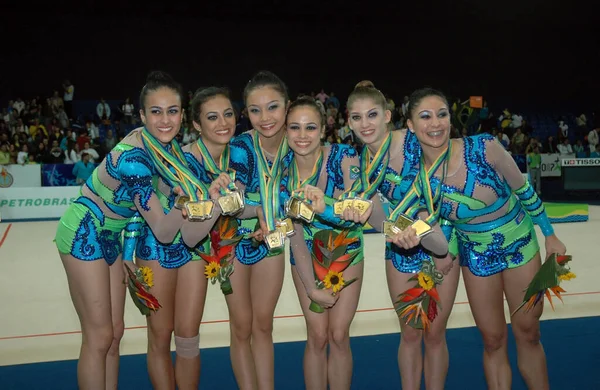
[125,264,161,316]
[198,217,243,295]
[512,253,575,315]
[309,229,360,313]
[394,261,443,331]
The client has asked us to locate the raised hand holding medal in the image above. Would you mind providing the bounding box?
[195,137,244,216]
[334,131,392,221]
[285,149,323,224]
[383,140,451,241]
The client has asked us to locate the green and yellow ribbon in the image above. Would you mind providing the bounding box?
[388,141,451,224]
[140,127,209,201]
[341,131,393,200]
[253,131,289,232]
[195,137,237,194]
[286,149,323,197]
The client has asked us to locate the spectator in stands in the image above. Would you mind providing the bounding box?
[35,142,50,163]
[72,152,95,184]
[29,118,48,139]
[496,128,510,150]
[574,140,587,157]
[121,97,135,124]
[575,113,587,135]
[64,140,80,164]
[510,127,526,153]
[96,98,111,122]
[557,120,569,142]
[0,144,9,164]
[325,92,339,109]
[545,135,558,153]
[17,144,28,164]
[315,88,329,103]
[588,128,599,153]
[84,121,99,140]
[591,144,600,158]
[62,79,74,119]
[104,129,117,151]
[76,129,91,151]
[50,91,64,116]
[13,97,25,115]
[527,145,542,195]
[81,141,99,163]
[48,140,64,163]
[557,138,573,155]
[55,106,69,129]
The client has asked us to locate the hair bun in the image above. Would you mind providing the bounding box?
[146,70,173,83]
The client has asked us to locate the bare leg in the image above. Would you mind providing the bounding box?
[137,259,177,390]
[173,260,208,390]
[106,257,126,390]
[386,261,424,390]
[61,254,114,390]
[503,253,548,390]
[225,258,256,390]
[291,266,329,390]
[249,253,285,390]
[462,267,511,390]
[423,256,460,390]
[327,261,363,390]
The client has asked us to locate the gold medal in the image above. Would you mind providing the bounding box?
[218,189,244,216]
[298,201,315,223]
[352,198,372,216]
[185,201,206,221]
[202,200,215,220]
[411,219,433,237]
[265,230,285,250]
[285,196,303,219]
[383,221,401,238]
[174,195,190,210]
[333,201,344,215]
[185,200,214,221]
[394,214,415,231]
[277,218,295,237]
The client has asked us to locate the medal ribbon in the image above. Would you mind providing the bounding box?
[253,131,289,232]
[388,141,451,223]
[340,131,392,200]
[287,149,323,197]
[195,137,237,194]
[141,127,209,201]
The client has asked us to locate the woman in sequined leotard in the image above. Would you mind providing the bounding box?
[339,86,459,390]
[226,71,293,390]
[54,71,206,389]
[401,88,566,390]
[279,97,364,389]
[126,87,238,389]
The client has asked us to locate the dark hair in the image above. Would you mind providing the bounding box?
[346,85,387,113]
[243,70,289,105]
[287,96,326,127]
[407,88,449,121]
[190,86,231,125]
[139,71,184,111]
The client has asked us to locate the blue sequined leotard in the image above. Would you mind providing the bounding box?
[230,131,293,265]
[280,143,364,265]
[425,134,553,277]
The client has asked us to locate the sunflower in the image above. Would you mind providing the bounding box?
[558,272,576,281]
[417,272,434,291]
[139,266,154,288]
[205,262,221,279]
[323,270,345,293]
